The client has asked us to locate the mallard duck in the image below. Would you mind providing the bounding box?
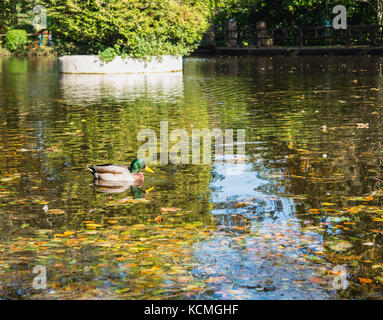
[88,158,153,183]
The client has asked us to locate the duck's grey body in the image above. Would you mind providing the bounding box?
[88,164,137,182]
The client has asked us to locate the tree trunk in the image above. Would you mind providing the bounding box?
[378,0,383,25]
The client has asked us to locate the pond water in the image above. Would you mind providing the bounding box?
[1,55,383,299]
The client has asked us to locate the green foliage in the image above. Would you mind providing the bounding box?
[98,47,119,62]
[42,0,212,58]
[98,44,128,62]
[0,0,37,33]
[212,0,378,29]
[0,45,11,56]
[5,29,28,52]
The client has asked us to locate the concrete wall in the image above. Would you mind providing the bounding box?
[59,55,183,74]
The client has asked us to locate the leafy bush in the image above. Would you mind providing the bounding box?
[0,45,11,56]
[98,44,128,62]
[42,0,212,58]
[212,0,376,29]
[5,29,28,52]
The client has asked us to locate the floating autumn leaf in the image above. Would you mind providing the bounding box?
[358,278,373,284]
[141,265,162,274]
[328,241,353,252]
[0,176,19,182]
[370,229,383,234]
[205,276,227,284]
[85,223,103,228]
[155,216,164,223]
[116,256,127,261]
[115,288,130,294]
[356,123,369,129]
[122,263,138,268]
[54,234,64,237]
[346,207,360,214]
[309,277,324,285]
[118,198,149,204]
[35,200,49,205]
[233,202,249,208]
[160,207,181,213]
[63,231,74,236]
[47,209,65,215]
[177,276,192,283]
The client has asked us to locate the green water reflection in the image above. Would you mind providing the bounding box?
[1,56,383,299]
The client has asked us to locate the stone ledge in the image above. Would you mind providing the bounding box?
[59,55,182,74]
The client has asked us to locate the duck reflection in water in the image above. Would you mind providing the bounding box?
[91,179,146,199]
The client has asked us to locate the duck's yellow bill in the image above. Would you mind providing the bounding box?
[145,166,154,173]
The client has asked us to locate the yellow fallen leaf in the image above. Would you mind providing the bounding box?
[359,278,373,284]
[155,216,164,223]
[86,223,103,228]
[116,256,127,261]
[47,209,65,214]
[160,207,181,213]
[123,263,138,268]
[115,288,130,294]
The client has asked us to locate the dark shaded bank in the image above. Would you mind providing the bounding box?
[193,46,383,56]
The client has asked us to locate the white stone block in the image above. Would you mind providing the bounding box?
[59,55,183,74]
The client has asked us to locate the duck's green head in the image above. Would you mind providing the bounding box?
[129,158,154,174]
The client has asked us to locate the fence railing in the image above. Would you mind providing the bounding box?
[201,24,383,48]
